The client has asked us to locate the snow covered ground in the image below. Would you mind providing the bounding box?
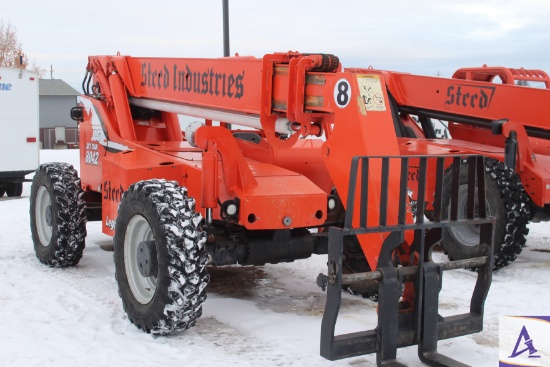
[1,149,549,367]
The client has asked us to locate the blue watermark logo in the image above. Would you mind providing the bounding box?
[500,316,549,367]
[508,325,541,359]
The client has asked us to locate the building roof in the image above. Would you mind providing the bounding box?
[39,79,80,96]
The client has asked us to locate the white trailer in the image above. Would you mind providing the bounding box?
[0,67,39,197]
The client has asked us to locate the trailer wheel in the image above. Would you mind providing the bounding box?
[0,186,5,197]
[342,237,378,300]
[6,182,23,197]
[30,163,87,266]
[441,158,530,270]
[114,179,209,335]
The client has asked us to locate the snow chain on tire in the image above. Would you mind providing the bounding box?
[342,237,378,300]
[331,193,379,300]
[442,158,530,270]
[30,162,87,267]
[114,179,209,335]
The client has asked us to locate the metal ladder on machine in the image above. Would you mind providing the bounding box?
[318,154,495,367]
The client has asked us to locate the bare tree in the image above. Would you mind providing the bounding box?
[0,19,45,76]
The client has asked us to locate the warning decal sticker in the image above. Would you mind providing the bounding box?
[356,74,386,112]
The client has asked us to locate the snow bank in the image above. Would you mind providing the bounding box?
[1,149,549,366]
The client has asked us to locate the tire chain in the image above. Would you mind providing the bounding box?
[35,163,87,267]
[342,237,379,300]
[485,158,531,270]
[117,179,209,335]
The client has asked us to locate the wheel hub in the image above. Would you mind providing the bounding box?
[137,240,158,277]
[35,186,53,247]
[45,205,52,226]
[124,215,157,304]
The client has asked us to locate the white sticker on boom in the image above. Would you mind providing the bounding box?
[357,74,386,111]
[334,78,351,108]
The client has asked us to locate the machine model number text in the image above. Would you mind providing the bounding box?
[85,128,102,166]
[85,141,99,166]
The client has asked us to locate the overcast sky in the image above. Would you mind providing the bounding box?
[3,0,550,91]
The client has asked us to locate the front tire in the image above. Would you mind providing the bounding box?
[342,237,378,299]
[114,179,209,335]
[441,158,530,270]
[30,163,87,266]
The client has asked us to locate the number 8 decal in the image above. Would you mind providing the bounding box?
[334,78,351,108]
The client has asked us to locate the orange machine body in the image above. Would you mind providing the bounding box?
[79,52,423,270]
[362,66,550,210]
[69,51,503,364]
[78,53,550,270]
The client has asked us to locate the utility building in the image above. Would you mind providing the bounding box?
[39,79,80,149]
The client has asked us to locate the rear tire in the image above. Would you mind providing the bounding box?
[30,163,87,266]
[441,158,530,270]
[114,179,209,335]
[6,182,23,197]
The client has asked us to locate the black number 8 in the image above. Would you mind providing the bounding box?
[336,81,349,106]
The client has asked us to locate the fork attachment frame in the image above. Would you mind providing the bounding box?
[318,154,495,367]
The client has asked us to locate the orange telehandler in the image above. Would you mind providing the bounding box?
[365,65,548,271]
[29,52,494,366]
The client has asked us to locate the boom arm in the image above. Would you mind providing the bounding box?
[85,53,339,147]
[380,69,550,139]
[374,68,550,206]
